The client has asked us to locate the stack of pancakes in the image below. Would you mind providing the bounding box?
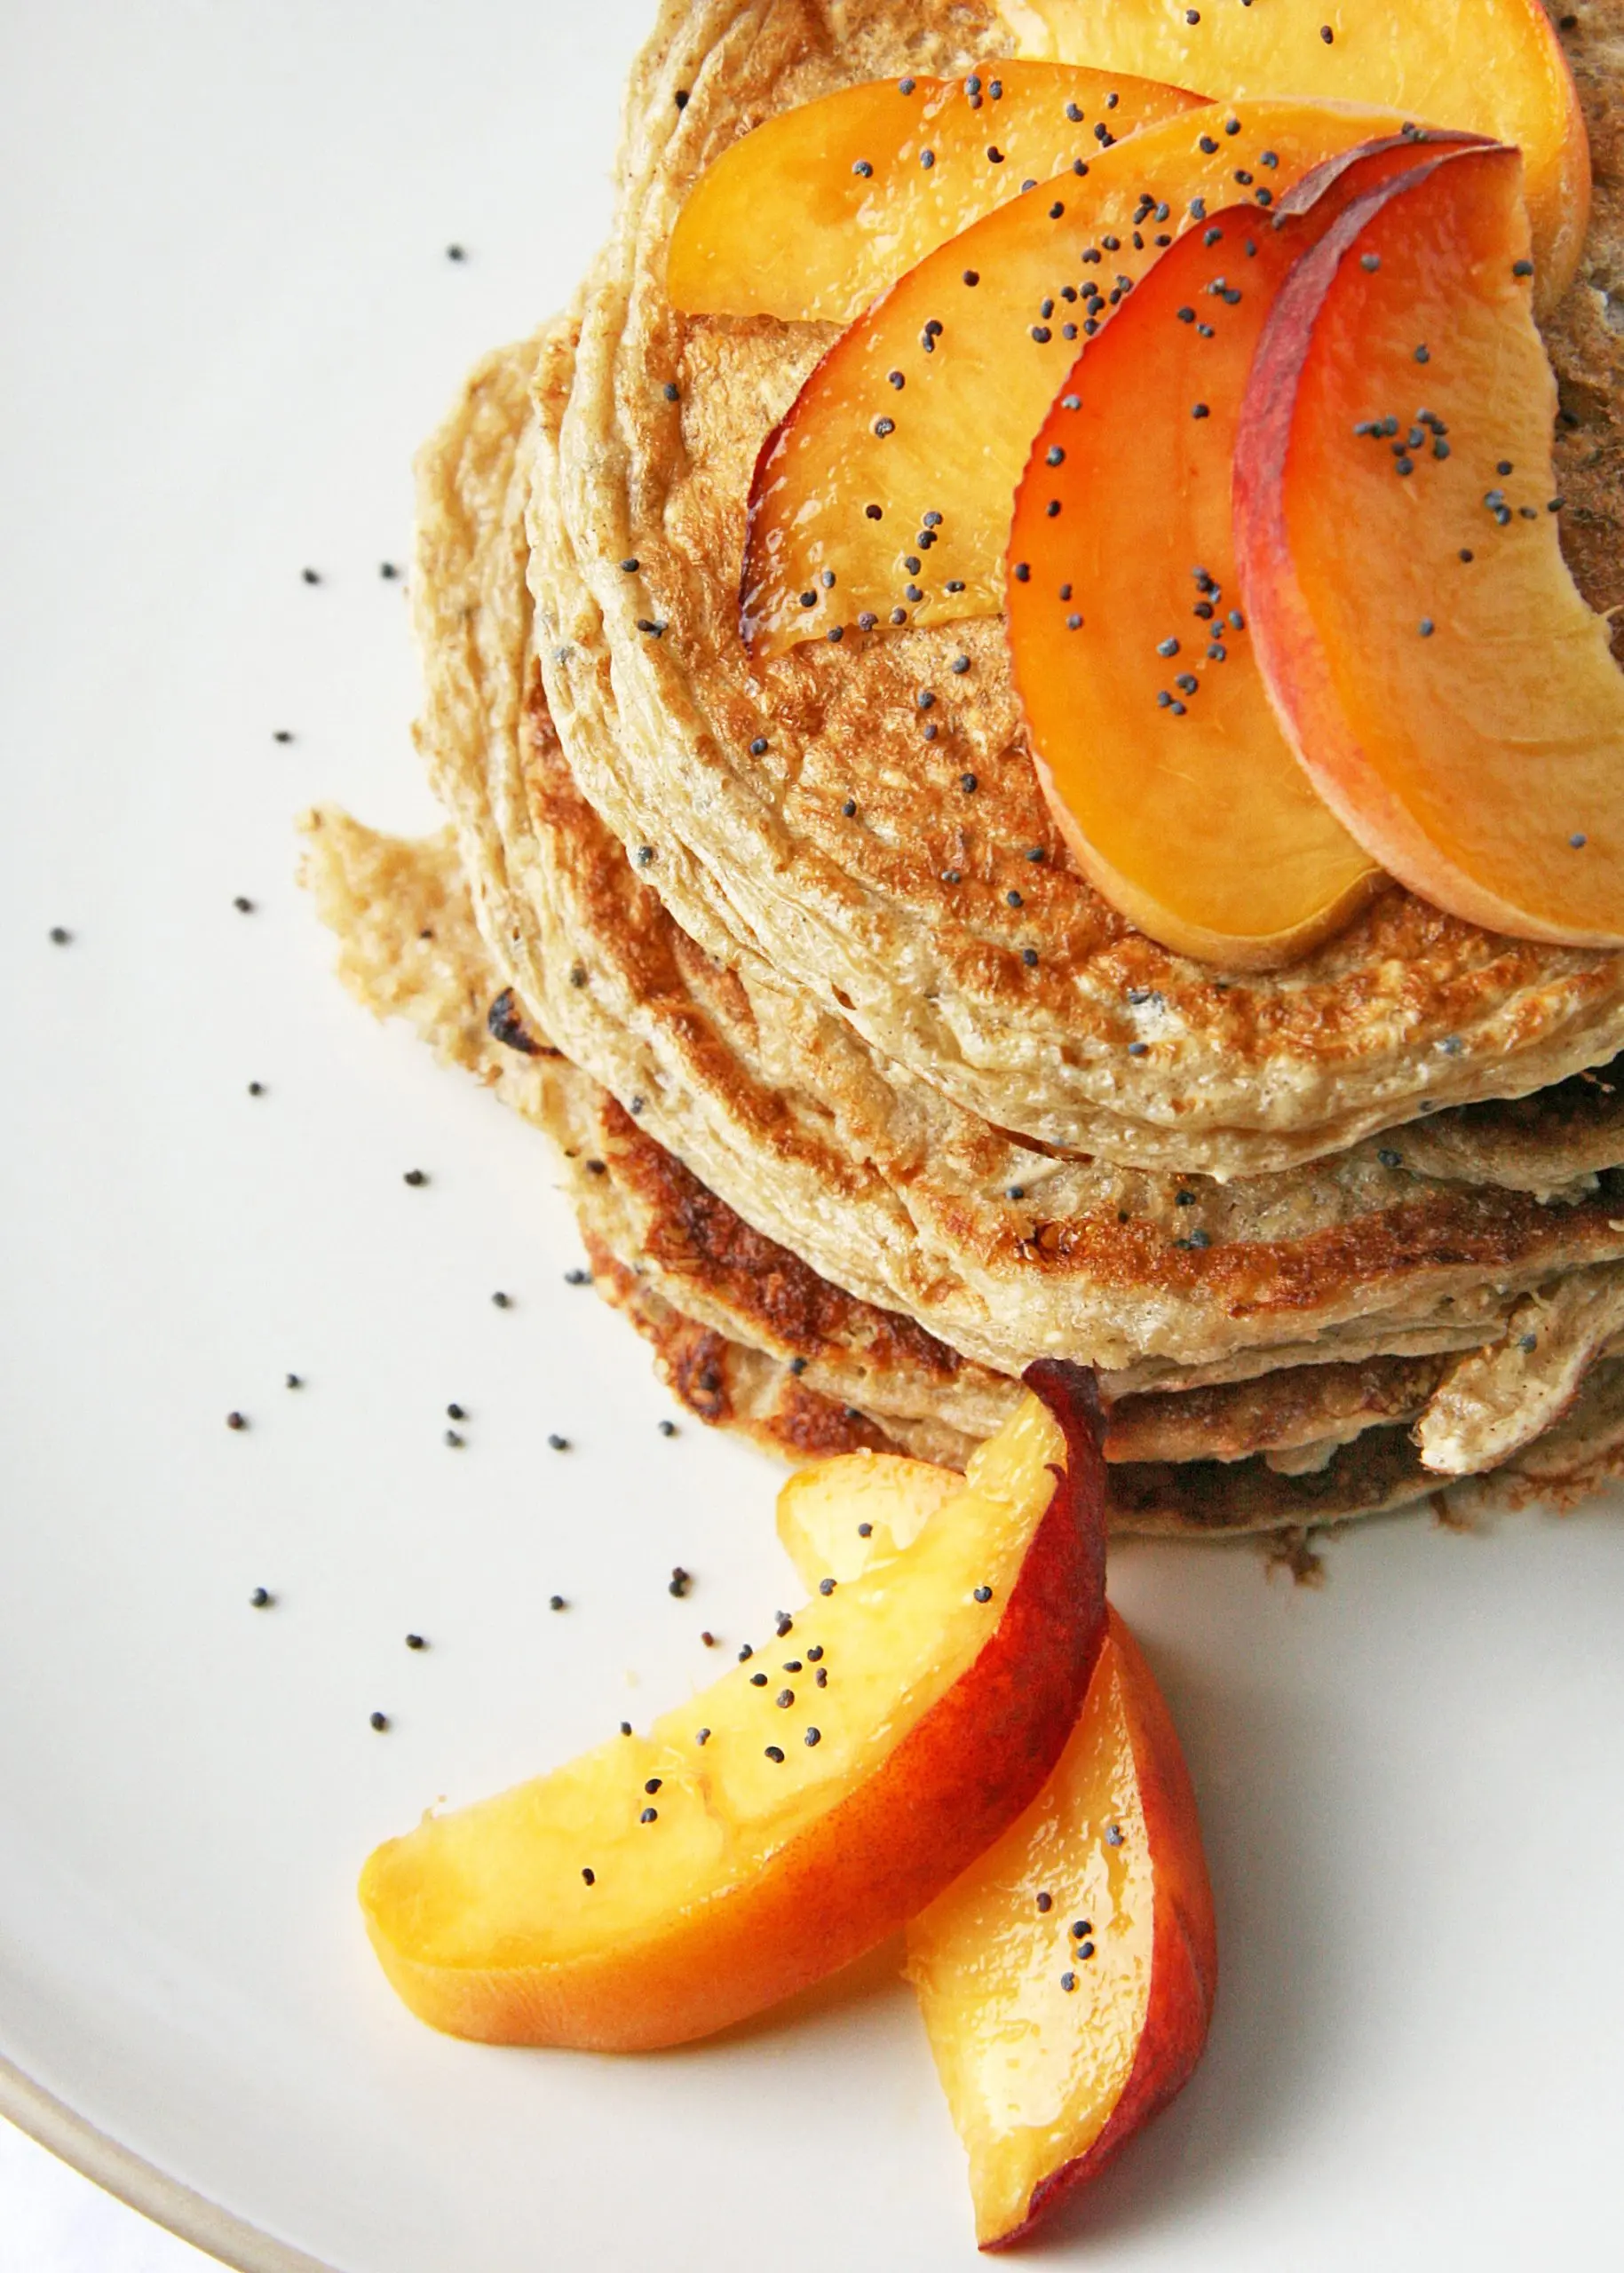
[305,0,1624,1535]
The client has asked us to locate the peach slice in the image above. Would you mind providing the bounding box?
[774,1486,1215,2252]
[1019,0,1588,310]
[744,98,1409,654]
[667,63,1205,325]
[906,1607,1216,2251]
[1006,135,1485,969]
[1233,145,1624,948]
[359,1361,1107,2052]
[776,1446,963,1583]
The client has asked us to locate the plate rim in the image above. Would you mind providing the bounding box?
[0,2050,342,2273]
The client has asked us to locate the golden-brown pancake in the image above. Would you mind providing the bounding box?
[533,0,1624,1175]
[302,807,1624,1532]
[305,0,1624,1538]
[420,329,1624,1387]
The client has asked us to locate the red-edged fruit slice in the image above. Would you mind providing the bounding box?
[359,1362,1107,2052]
[1020,0,1588,309]
[743,98,1410,654]
[667,62,1204,325]
[907,1606,1216,2251]
[1234,144,1624,948]
[775,1468,1216,2253]
[1008,133,1489,969]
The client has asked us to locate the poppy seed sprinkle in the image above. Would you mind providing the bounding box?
[250,1587,272,1609]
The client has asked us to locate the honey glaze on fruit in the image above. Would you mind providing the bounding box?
[742,99,1406,654]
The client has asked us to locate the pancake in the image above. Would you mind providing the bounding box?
[420,327,1624,1388]
[305,0,1624,1542]
[533,0,1624,1176]
[302,806,1624,1532]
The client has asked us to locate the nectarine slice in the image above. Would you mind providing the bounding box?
[359,1362,1106,2052]
[1019,0,1588,309]
[777,1465,1216,2249]
[777,1446,963,1584]
[667,63,1204,325]
[744,98,1410,654]
[906,1607,1216,2250]
[1234,145,1624,947]
[1006,136,1485,969]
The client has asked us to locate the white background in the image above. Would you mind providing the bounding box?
[2,4,1623,2269]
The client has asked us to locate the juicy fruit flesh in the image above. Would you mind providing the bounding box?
[777,1449,963,1586]
[1021,0,1588,309]
[907,1612,1208,2248]
[1007,139,1475,970]
[744,99,1409,655]
[667,62,1203,326]
[781,1463,1216,2252]
[361,1395,1065,1977]
[1238,147,1624,946]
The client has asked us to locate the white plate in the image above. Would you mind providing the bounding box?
[4,6,1623,2268]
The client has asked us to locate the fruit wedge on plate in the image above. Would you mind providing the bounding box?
[1018,0,1588,306]
[742,98,1412,652]
[1235,142,1624,947]
[1006,131,1485,969]
[908,1607,1215,2252]
[668,61,1206,324]
[779,1449,1216,2250]
[360,1362,1107,2052]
